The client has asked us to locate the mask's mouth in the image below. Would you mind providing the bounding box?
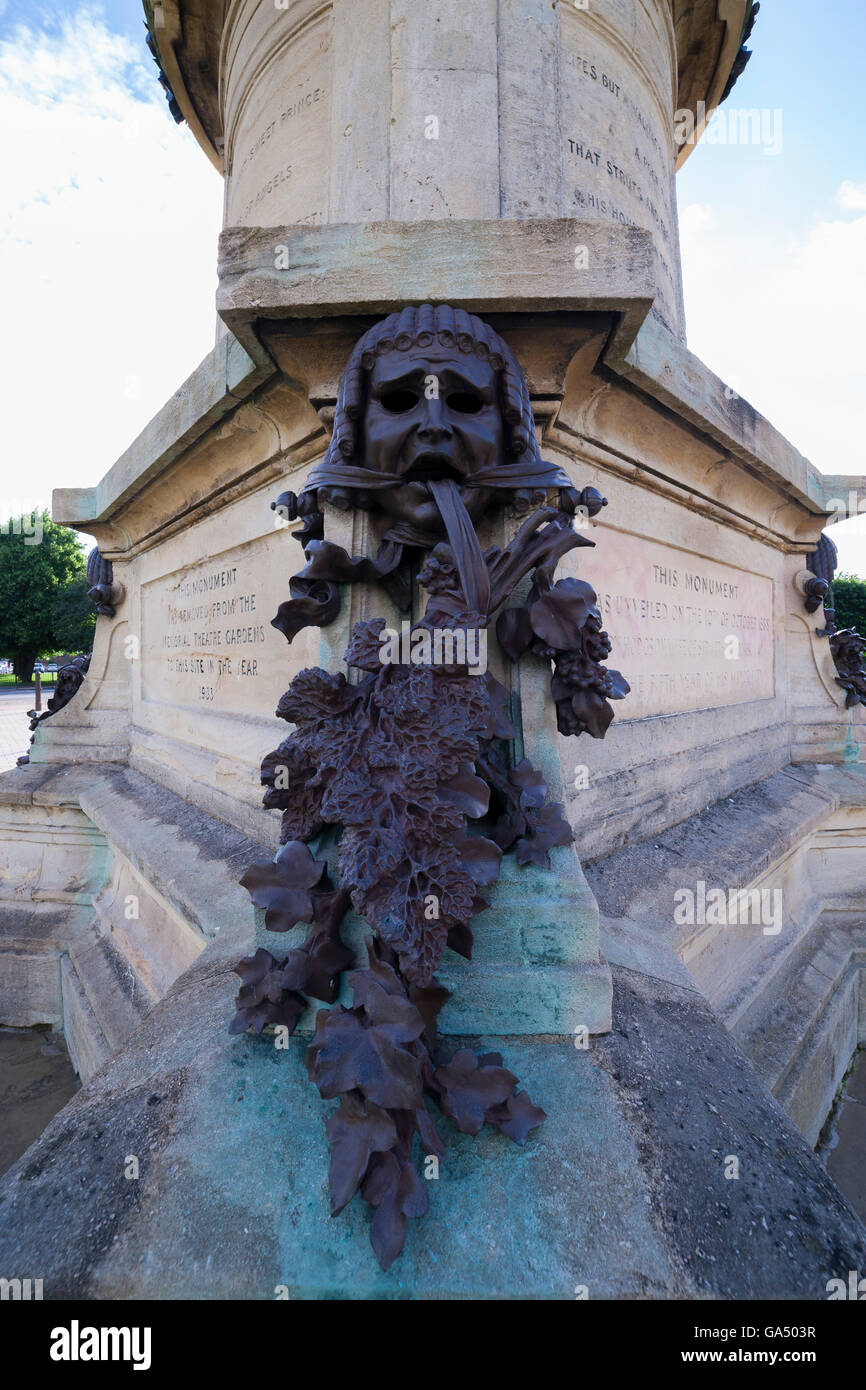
[402,453,464,485]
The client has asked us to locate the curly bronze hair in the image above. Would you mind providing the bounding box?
[325,304,539,472]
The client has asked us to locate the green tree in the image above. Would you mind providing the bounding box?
[830,573,866,634]
[52,575,97,656]
[0,512,88,682]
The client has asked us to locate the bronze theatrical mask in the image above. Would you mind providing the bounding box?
[270,306,590,639]
[231,306,629,1270]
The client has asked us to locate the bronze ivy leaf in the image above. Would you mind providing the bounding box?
[495,605,533,661]
[277,933,354,1004]
[229,949,307,1037]
[515,803,573,868]
[233,948,285,1008]
[228,995,307,1036]
[307,1008,423,1110]
[359,941,411,997]
[434,1048,518,1135]
[486,1090,547,1145]
[325,1093,399,1216]
[606,668,630,700]
[446,920,474,959]
[240,840,327,932]
[347,975,426,1044]
[437,770,491,819]
[414,1104,446,1159]
[508,758,548,809]
[452,833,503,887]
[528,577,595,649]
[363,1151,429,1271]
[409,980,451,1043]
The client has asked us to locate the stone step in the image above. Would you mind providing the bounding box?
[66,924,156,1055]
[0,904,91,1030]
[729,912,866,1144]
[732,916,864,1086]
[60,956,111,1081]
[713,904,819,1037]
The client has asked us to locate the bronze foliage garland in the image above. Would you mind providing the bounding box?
[229,308,629,1269]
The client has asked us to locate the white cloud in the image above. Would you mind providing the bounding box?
[0,8,223,518]
[679,185,866,555]
[837,181,866,212]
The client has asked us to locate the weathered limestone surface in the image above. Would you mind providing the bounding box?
[146,1,752,185]
[217,0,686,334]
[586,764,866,1147]
[216,219,657,357]
[0,764,270,1081]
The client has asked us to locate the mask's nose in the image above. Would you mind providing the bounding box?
[416,395,454,446]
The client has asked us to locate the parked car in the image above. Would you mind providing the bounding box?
[32,662,44,673]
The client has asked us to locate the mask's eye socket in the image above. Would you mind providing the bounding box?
[379,388,419,413]
[446,391,484,415]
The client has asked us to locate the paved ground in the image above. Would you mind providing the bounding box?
[0,1027,80,1179]
[0,686,40,771]
[827,1049,866,1224]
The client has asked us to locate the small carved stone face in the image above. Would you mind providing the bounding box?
[362,349,504,532]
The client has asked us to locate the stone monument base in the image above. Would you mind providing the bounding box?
[1,759,865,1298]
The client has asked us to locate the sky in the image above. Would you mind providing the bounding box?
[1,0,865,571]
